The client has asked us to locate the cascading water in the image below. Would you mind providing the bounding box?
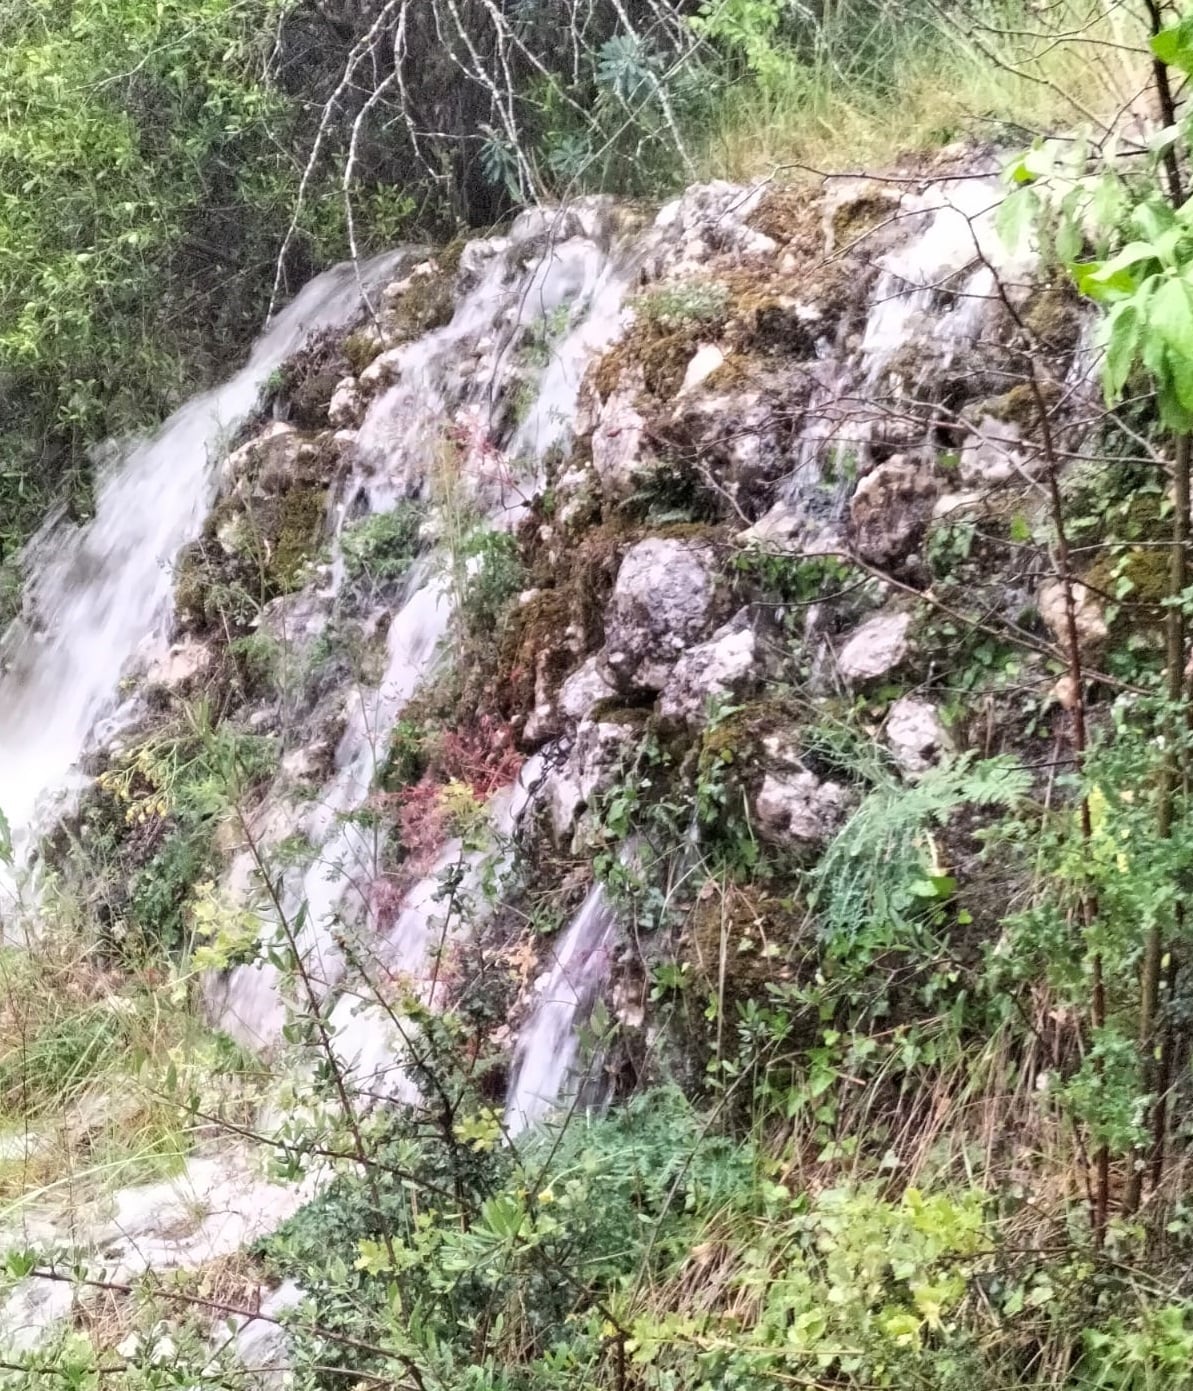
[504,882,618,1135]
[0,252,403,881]
[209,205,641,1064]
[0,168,1063,1370]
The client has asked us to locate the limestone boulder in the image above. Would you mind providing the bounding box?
[836,611,912,683]
[1038,579,1107,651]
[603,537,721,692]
[658,614,759,725]
[849,455,939,567]
[591,382,654,500]
[548,713,643,837]
[145,638,213,694]
[558,657,618,723]
[754,769,848,854]
[885,696,951,776]
[328,376,364,429]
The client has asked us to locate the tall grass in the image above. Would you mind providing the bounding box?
[697,0,1149,182]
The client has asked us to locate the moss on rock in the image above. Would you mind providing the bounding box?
[271,487,328,591]
[1023,282,1084,353]
[683,882,810,1004]
[382,270,455,345]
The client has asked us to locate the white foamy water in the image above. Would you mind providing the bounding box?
[505,883,618,1135]
[0,253,403,873]
[211,207,637,1054]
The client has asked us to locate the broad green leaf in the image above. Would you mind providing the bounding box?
[1147,275,1193,359]
[996,186,1038,254]
[1070,259,1137,302]
[1090,240,1159,279]
[1156,358,1193,431]
[1154,225,1187,267]
[1152,18,1193,74]
[1102,299,1141,403]
[1165,348,1193,414]
[1133,198,1177,242]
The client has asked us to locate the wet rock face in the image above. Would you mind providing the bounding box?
[603,536,722,692]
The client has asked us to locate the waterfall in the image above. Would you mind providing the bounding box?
[504,882,618,1135]
[0,252,404,879]
[205,208,638,1060]
[0,170,1066,1368]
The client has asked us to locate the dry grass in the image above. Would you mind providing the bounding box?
[0,923,257,1220]
[698,1,1152,187]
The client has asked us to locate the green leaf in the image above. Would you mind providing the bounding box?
[1009,514,1032,543]
[1092,240,1159,279]
[1152,18,1193,74]
[1147,275,1193,359]
[4,1250,37,1279]
[996,187,1038,254]
[1133,199,1177,243]
[1070,259,1138,303]
[1168,348,1193,413]
[1102,299,1141,404]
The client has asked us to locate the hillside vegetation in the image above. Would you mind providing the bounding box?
[0,0,1127,580]
[9,3,1193,1391]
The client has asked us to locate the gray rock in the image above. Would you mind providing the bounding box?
[457,236,509,291]
[849,455,938,566]
[145,638,212,693]
[359,347,405,395]
[658,615,757,724]
[591,383,653,499]
[548,714,641,837]
[678,344,725,396]
[559,656,618,723]
[1038,578,1107,650]
[960,415,1027,486]
[220,421,296,492]
[885,696,951,775]
[328,376,363,429]
[837,611,912,682]
[754,769,847,853]
[671,366,813,520]
[603,537,720,691]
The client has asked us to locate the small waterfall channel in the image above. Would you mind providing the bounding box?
[0,172,1052,1363]
[0,253,404,878]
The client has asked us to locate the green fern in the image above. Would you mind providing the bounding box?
[811,753,1030,947]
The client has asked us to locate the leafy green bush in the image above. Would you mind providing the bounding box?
[457,529,525,638]
[340,503,424,587]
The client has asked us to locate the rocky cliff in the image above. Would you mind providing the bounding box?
[2,157,1155,1383]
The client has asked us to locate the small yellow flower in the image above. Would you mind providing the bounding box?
[537,1188,555,1205]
